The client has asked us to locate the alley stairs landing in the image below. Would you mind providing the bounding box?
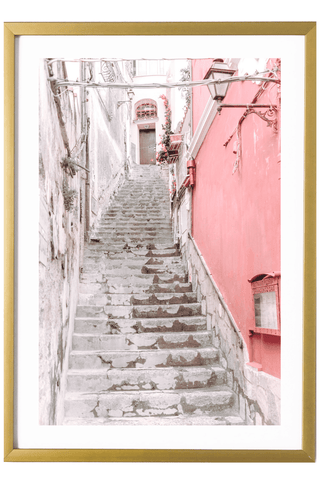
[63,164,245,425]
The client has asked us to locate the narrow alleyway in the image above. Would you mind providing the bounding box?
[63,164,244,425]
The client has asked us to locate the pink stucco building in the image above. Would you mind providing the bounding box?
[171,58,281,423]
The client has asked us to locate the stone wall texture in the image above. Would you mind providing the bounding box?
[39,60,83,424]
[180,235,280,425]
[39,59,130,424]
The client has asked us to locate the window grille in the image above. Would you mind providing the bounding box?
[136,101,157,120]
[248,273,281,336]
[100,61,116,83]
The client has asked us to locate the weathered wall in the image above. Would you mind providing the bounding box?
[87,69,130,233]
[191,58,281,379]
[39,59,131,424]
[39,60,83,424]
[182,236,280,425]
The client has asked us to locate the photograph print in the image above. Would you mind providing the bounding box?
[38,56,281,426]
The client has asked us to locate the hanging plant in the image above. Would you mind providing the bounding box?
[179,65,191,112]
[169,173,177,197]
[156,94,174,165]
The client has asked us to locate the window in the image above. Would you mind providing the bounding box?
[134,60,166,76]
[248,273,281,335]
[135,100,157,120]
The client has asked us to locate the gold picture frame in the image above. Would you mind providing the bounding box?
[4,21,316,462]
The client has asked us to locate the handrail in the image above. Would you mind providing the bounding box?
[188,232,245,349]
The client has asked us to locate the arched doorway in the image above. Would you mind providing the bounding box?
[134,99,158,165]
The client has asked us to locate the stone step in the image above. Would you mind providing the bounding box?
[102,214,170,220]
[107,210,168,215]
[84,246,179,257]
[110,197,168,202]
[64,386,237,419]
[63,415,245,426]
[72,330,212,351]
[83,257,183,268]
[96,228,172,235]
[83,255,181,264]
[81,264,185,276]
[80,272,188,285]
[74,315,207,334]
[93,237,174,245]
[77,291,197,306]
[100,221,171,226]
[111,203,168,208]
[95,226,172,233]
[94,234,174,243]
[75,303,201,319]
[113,196,168,202]
[69,346,219,370]
[78,282,192,295]
[67,365,225,392]
[133,303,201,318]
[98,221,172,228]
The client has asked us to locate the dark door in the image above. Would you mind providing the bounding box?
[139,129,156,164]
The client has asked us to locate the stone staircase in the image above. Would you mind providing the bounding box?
[63,164,244,425]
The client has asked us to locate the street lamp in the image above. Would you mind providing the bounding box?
[117,89,135,108]
[204,58,277,116]
[203,59,236,102]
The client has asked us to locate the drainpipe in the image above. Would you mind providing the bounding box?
[189,60,194,236]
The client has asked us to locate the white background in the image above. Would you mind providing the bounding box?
[16,34,303,451]
[1,1,319,479]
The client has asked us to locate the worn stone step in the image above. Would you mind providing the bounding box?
[111,203,168,209]
[69,346,219,370]
[110,206,168,211]
[78,292,197,306]
[132,303,201,318]
[63,414,245,425]
[94,236,174,245]
[83,257,183,268]
[93,237,174,245]
[102,215,168,219]
[64,386,237,418]
[97,226,171,233]
[96,230,172,237]
[81,264,185,276]
[78,282,192,295]
[74,315,207,335]
[67,365,225,392]
[99,219,172,226]
[80,272,188,285]
[83,255,182,264]
[104,216,170,221]
[87,241,176,249]
[84,246,179,257]
[75,302,201,319]
[98,224,172,231]
[115,196,168,201]
[72,330,212,351]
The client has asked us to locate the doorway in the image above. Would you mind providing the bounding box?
[139,129,156,164]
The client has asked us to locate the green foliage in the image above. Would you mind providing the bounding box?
[179,65,191,111]
[156,94,173,165]
[60,156,79,178]
[62,180,77,212]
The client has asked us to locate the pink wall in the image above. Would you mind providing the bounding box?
[191,59,281,378]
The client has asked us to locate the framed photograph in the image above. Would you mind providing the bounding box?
[4,22,316,462]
